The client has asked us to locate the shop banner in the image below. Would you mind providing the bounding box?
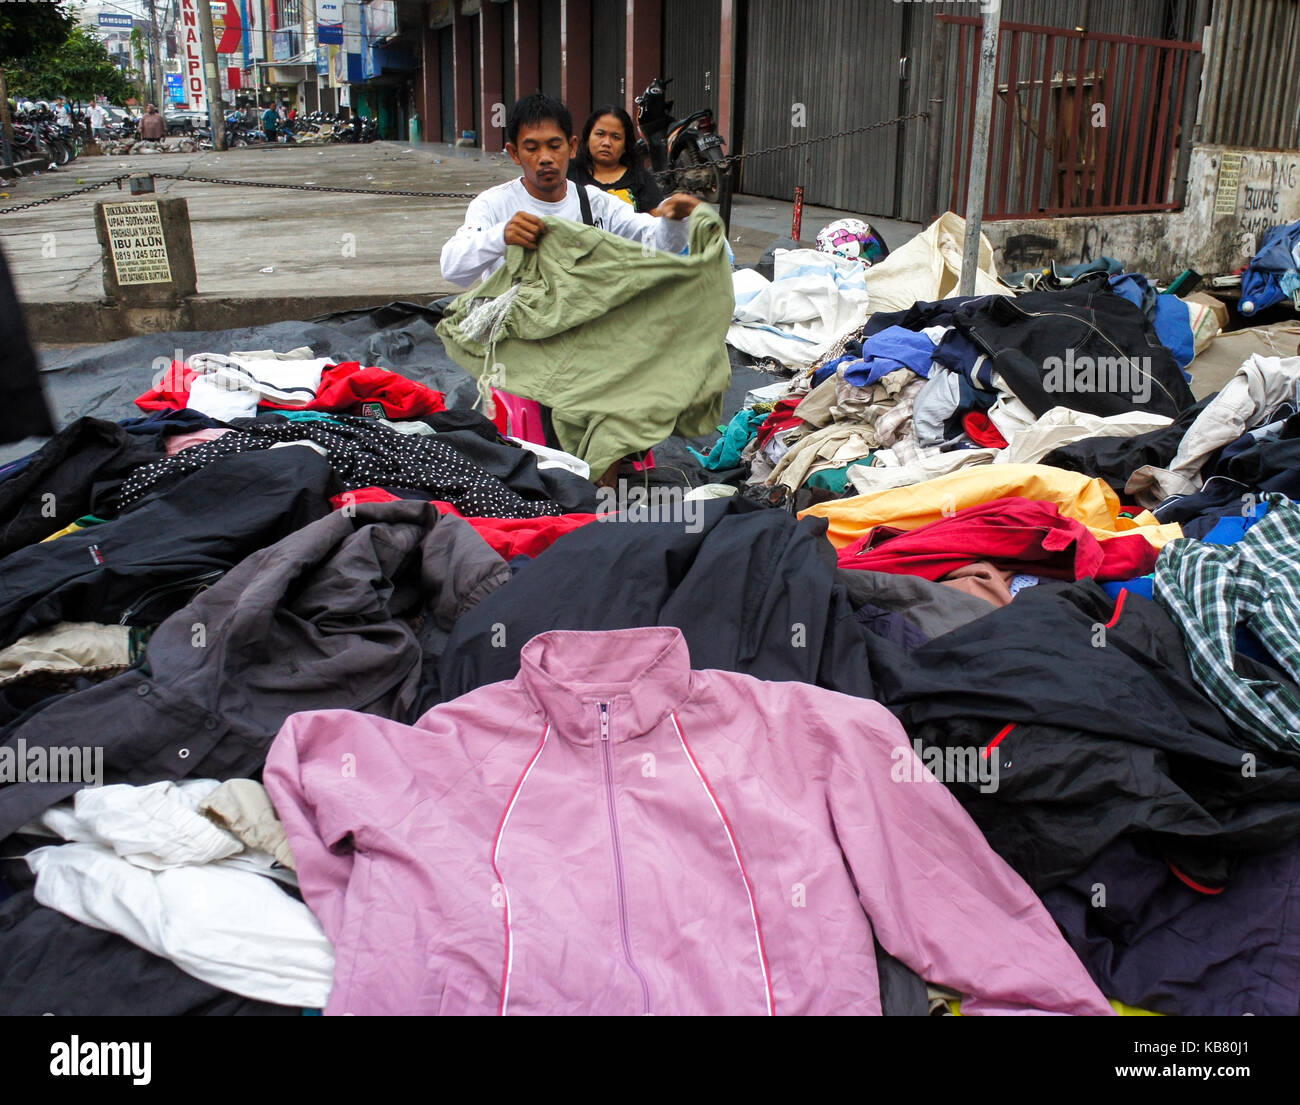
[180,0,207,110]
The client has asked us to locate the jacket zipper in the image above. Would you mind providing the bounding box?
[118,568,225,625]
[598,701,652,1014]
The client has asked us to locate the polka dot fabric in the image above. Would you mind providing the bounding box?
[118,415,571,519]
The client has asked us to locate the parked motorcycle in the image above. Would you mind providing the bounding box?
[336,113,377,144]
[103,114,137,141]
[634,76,732,229]
[9,122,50,165]
[12,108,71,167]
[36,118,74,166]
[222,113,255,147]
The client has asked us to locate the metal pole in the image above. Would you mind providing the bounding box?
[923,18,949,223]
[1172,0,1210,207]
[792,185,804,241]
[0,69,15,171]
[149,0,167,113]
[197,0,227,150]
[960,0,1001,296]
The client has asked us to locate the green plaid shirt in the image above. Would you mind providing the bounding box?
[1154,492,1300,756]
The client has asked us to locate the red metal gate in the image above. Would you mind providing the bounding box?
[940,16,1201,219]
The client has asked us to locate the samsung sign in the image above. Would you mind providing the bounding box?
[98,13,135,28]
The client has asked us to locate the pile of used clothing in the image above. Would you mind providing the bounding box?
[2,209,1300,1017]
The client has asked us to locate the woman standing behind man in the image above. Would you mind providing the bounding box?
[567,106,664,214]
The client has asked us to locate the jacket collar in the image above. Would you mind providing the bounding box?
[517,627,694,745]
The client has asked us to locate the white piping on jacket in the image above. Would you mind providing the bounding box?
[670,712,776,1015]
[491,724,550,1016]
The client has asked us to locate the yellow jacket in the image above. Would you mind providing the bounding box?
[799,463,1183,550]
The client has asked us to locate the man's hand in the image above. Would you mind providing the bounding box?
[658,193,702,221]
[504,212,547,249]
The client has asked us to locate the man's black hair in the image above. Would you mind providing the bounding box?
[506,93,573,146]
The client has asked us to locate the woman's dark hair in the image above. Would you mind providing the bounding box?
[576,105,637,173]
[506,93,573,146]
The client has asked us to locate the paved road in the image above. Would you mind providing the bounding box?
[3,141,920,307]
[4,143,504,303]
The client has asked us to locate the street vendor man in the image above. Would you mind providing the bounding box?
[439,93,702,287]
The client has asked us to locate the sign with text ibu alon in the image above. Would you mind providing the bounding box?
[103,200,173,285]
[1215,152,1244,217]
[180,0,207,110]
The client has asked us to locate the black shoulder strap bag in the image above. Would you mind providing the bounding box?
[576,183,595,227]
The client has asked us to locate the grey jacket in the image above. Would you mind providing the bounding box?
[836,568,997,640]
[0,501,509,838]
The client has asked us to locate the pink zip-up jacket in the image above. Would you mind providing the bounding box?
[265,626,1113,1016]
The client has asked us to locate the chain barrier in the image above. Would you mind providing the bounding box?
[651,109,930,182]
[149,172,478,199]
[0,170,477,214]
[0,174,132,213]
[0,109,927,213]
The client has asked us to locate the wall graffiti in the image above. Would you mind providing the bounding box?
[1080,223,1111,264]
[1234,153,1300,244]
[1002,233,1058,269]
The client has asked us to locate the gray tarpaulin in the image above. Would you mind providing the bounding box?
[17,301,779,481]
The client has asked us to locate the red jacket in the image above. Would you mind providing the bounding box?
[135,361,445,420]
[838,497,1159,582]
[331,488,597,559]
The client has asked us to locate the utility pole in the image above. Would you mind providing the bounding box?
[959,0,1001,296]
[196,0,226,149]
[0,69,15,171]
[149,0,167,110]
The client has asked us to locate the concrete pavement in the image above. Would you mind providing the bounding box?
[3,140,920,341]
[5,143,503,306]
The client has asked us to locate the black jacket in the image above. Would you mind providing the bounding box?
[949,284,1195,419]
[0,417,166,560]
[0,446,334,649]
[0,884,299,1015]
[868,580,1300,891]
[1041,835,1300,1016]
[0,246,54,446]
[0,500,509,840]
[1041,395,1212,492]
[434,498,876,709]
[116,413,586,519]
[415,409,598,513]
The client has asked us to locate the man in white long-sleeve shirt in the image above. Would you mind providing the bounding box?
[440,94,701,287]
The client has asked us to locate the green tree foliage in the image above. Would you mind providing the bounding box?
[10,25,136,105]
[129,26,148,69]
[0,3,75,65]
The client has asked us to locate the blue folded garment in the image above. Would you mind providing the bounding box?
[840,326,936,388]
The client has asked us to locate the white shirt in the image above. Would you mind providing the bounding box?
[89,106,107,128]
[27,779,333,1008]
[439,177,690,287]
[55,105,71,126]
